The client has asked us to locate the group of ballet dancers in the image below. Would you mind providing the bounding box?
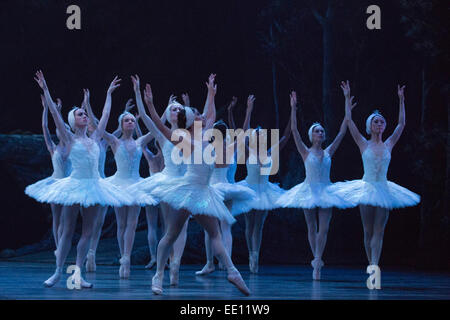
[25,70,420,296]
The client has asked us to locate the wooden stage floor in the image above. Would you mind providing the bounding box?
[0,261,449,300]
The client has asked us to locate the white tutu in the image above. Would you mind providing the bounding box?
[210,167,257,216]
[277,181,355,209]
[127,173,168,207]
[26,140,133,208]
[329,180,420,209]
[328,146,420,210]
[236,179,285,211]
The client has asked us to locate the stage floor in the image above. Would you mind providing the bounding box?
[0,261,449,300]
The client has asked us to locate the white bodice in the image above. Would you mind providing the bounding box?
[210,167,229,184]
[51,149,72,179]
[161,140,186,177]
[362,147,391,182]
[245,156,272,185]
[304,151,331,184]
[69,140,101,179]
[184,162,215,185]
[113,141,142,180]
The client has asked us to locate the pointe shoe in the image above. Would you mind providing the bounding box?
[169,261,180,286]
[311,258,324,281]
[120,256,131,279]
[43,268,62,287]
[85,250,96,273]
[151,274,163,295]
[227,268,251,296]
[80,275,93,289]
[145,259,156,270]
[195,262,215,276]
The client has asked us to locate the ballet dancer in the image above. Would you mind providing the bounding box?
[275,90,353,280]
[128,75,188,286]
[331,81,420,274]
[25,95,72,251]
[101,104,157,278]
[31,70,132,288]
[134,73,250,295]
[236,94,291,274]
[195,119,256,276]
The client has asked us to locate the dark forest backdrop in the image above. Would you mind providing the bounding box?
[0,0,448,270]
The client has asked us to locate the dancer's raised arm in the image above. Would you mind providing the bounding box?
[341,81,367,151]
[41,95,56,154]
[243,95,255,131]
[385,85,406,151]
[182,93,190,107]
[81,88,98,129]
[227,97,237,130]
[92,76,121,141]
[290,91,308,160]
[34,70,71,145]
[203,74,217,130]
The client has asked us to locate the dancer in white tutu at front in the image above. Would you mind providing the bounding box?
[25,95,71,252]
[276,90,354,280]
[29,70,133,288]
[236,94,291,274]
[132,73,250,296]
[330,81,420,273]
[195,119,256,276]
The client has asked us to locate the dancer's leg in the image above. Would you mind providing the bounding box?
[50,204,63,248]
[120,205,141,279]
[169,217,188,286]
[195,229,215,276]
[304,209,318,258]
[86,205,108,272]
[250,210,268,273]
[195,215,250,296]
[152,209,190,294]
[311,208,332,280]
[44,205,79,287]
[115,206,127,257]
[145,205,159,269]
[360,205,376,265]
[371,207,389,265]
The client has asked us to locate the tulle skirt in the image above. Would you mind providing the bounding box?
[126,173,169,207]
[149,178,236,224]
[276,181,355,209]
[25,176,134,208]
[105,175,155,207]
[236,180,286,212]
[328,179,420,209]
[213,182,257,216]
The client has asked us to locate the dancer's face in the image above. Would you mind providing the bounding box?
[312,126,325,144]
[122,114,136,132]
[74,109,88,128]
[370,116,386,135]
[168,104,183,125]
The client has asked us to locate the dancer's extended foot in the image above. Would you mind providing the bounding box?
[195,262,215,276]
[85,249,96,273]
[43,267,62,287]
[227,267,250,296]
[169,261,180,286]
[145,259,156,270]
[120,256,131,279]
[80,275,93,288]
[311,258,324,281]
[151,273,163,295]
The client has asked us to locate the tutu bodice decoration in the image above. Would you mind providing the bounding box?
[276,151,354,209]
[26,139,133,208]
[236,155,285,211]
[329,145,420,209]
[97,140,107,178]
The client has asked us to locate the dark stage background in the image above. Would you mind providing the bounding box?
[0,0,448,270]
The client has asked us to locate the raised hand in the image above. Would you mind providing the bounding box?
[56,98,62,113]
[82,88,90,107]
[228,96,237,111]
[107,76,121,94]
[397,84,406,101]
[168,94,177,106]
[348,96,357,110]
[181,93,190,106]
[34,70,48,90]
[144,84,154,106]
[290,91,297,110]
[205,73,217,95]
[340,80,351,99]
[125,98,135,112]
[130,74,141,92]
[247,94,255,110]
